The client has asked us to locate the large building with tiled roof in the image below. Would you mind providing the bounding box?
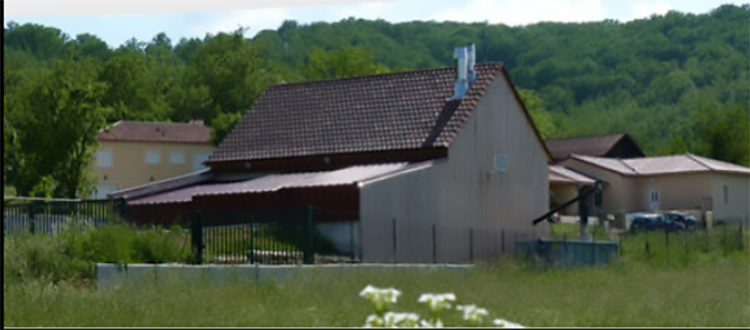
[112,45,553,263]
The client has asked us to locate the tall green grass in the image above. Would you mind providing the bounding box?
[4,261,749,327]
[4,221,191,285]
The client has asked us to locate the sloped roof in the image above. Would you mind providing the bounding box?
[98,120,212,144]
[549,165,597,185]
[570,154,750,176]
[545,133,640,161]
[207,62,551,164]
[129,162,433,205]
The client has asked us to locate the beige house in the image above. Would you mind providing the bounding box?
[92,120,214,198]
[560,154,750,225]
[113,46,553,263]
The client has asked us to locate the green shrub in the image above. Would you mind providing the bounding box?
[3,222,192,285]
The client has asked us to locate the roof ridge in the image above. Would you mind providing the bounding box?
[685,153,717,171]
[269,62,504,89]
[545,132,626,142]
[618,158,638,173]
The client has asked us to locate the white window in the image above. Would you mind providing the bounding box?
[92,183,118,199]
[96,150,113,168]
[723,185,729,204]
[145,150,161,164]
[493,153,508,172]
[193,152,211,172]
[170,151,185,164]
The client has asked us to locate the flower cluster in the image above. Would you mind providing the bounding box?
[417,293,456,312]
[359,285,402,314]
[365,312,421,328]
[358,285,524,328]
[456,304,489,326]
[493,318,525,328]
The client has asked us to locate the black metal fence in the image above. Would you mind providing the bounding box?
[3,198,128,237]
[191,206,317,265]
[547,220,748,266]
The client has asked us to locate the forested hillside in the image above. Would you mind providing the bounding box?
[3,4,749,198]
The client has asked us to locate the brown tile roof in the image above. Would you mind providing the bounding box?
[208,62,548,164]
[545,133,633,161]
[98,120,212,144]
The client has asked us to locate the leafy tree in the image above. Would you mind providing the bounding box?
[210,112,243,146]
[5,58,109,198]
[300,46,390,80]
[517,88,555,139]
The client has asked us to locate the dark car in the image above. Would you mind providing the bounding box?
[663,212,698,230]
[628,213,685,232]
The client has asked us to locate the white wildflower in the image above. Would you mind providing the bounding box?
[360,285,402,305]
[418,319,444,328]
[383,312,421,327]
[417,293,456,311]
[364,314,384,327]
[456,304,489,324]
[493,318,525,328]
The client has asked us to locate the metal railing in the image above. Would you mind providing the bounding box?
[3,198,128,237]
[191,206,317,265]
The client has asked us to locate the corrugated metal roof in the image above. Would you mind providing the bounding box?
[622,155,706,175]
[129,163,431,205]
[571,155,636,174]
[549,165,597,185]
[549,172,575,184]
[686,154,750,174]
[571,154,750,176]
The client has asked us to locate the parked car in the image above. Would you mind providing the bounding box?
[662,212,698,230]
[628,213,685,232]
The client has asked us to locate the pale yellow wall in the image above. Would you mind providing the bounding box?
[554,160,748,224]
[558,159,638,215]
[550,184,580,215]
[710,173,750,224]
[632,173,712,213]
[360,74,550,263]
[92,141,215,193]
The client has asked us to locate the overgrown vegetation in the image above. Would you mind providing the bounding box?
[4,4,749,197]
[3,221,191,285]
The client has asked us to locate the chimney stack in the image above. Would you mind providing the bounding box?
[450,46,468,101]
[467,43,476,86]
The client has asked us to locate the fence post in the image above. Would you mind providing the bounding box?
[392,218,397,264]
[723,222,727,257]
[28,202,37,235]
[303,205,315,265]
[665,229,670,264]
[645,230,651,260]
[501,230,505,255]
[739,224,744,251]
[350,220,355,263]
[432,224,437,264]
[250,219,255,265]
[469,228,474,264]
[191,211,204,264]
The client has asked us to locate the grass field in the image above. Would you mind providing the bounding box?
[5,257,750,327]
[4,222,750,327]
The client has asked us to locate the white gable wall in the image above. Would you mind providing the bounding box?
[359,72,549,263]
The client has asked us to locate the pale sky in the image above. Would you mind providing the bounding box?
[4,0,746,48]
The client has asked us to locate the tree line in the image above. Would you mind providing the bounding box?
[3,4,748,198]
